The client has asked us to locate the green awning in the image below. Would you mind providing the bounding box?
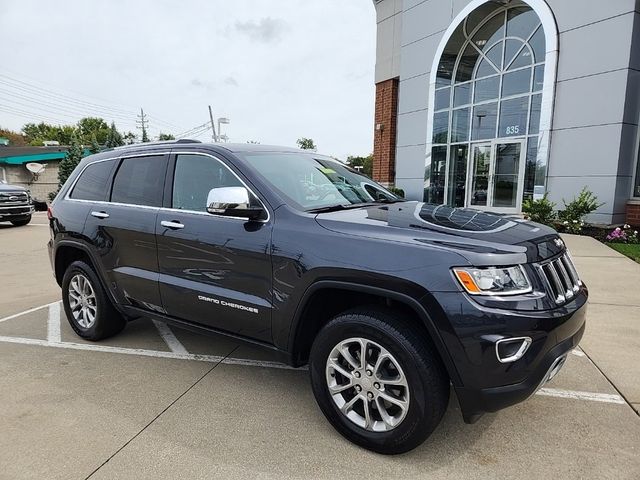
[0,149,92,165]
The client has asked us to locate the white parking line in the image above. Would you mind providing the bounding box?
[535,388,625,404]
[0,301,60,324]
[0,302,630,405]
[47,302,61,343]
[0,335,302,370]
[152,320,189,355]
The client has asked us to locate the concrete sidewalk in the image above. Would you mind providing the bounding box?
[562,234,640,414]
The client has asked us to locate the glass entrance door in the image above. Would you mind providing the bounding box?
[467,140,526,213]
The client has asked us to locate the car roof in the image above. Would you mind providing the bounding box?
[102,140,304,156]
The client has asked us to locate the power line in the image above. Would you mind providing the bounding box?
[176,121,211,138]
[0,70,185,133]
[0,89,137,125]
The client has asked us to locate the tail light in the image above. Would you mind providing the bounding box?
[47,206,53,221]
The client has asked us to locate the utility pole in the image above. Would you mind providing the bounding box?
[136,108,150,142]
[208,105,218,142]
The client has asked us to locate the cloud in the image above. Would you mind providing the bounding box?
[234,17,288,43]
[224,76,239,87]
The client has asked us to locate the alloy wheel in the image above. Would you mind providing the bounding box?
[325,337,410,432]
[68,273,98,329]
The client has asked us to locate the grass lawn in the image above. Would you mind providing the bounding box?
[607,243,640,263]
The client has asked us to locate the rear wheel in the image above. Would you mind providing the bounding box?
[309,307,449,454]
[61,260,126,340]
[10,215,31,226]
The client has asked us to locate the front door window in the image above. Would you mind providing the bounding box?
[467,140,525,212]
[493,143,522,208]
[470,144,491,207]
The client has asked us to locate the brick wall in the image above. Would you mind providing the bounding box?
[627,201,640,227]
[373,78,399,187]
[1,162,59,201]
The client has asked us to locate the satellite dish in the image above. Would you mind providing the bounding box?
[26,163,46,182]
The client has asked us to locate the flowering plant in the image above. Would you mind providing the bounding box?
[563,219,585,234]
[606,224,639,244]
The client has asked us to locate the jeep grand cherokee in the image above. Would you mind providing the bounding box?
[48,140,587,454]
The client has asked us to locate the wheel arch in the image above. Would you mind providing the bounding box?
[53,240,121,308]
[287,281,462,385]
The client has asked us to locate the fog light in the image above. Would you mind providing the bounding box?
[495,337,532,363]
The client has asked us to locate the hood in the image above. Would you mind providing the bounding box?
[0,183,27,192]
[315,202,563,266]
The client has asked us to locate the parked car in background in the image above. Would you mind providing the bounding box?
[0,180,33,226]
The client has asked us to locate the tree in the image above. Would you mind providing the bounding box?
[89,134,101,154]
[123,132,137,145]
[296,137,316,150]
[77,117,109,144]
[22,122,77,145]
[49,132,84,200]
[0,127,27,146]
[158,133,175,141]
[347,154,373,177]
[105,122,124,148]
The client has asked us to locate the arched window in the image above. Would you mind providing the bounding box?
[424,0,557,213]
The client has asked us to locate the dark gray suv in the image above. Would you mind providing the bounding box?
[48,140,587,454]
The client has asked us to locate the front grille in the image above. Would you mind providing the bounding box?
[537,252,582,305]
[0,191,29,205]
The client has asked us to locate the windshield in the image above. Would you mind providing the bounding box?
[241,152,399,211]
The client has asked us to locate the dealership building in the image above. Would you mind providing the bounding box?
[372,0,640,224]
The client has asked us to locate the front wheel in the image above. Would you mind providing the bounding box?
[309,307,449,454]
[61,260,126,341]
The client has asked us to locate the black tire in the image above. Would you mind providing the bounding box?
[309,307,449,454]
[10,215,31,226]
[61,260,126,341]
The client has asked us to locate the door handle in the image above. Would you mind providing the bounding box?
[161,220,185,230]
[90,211,109,219]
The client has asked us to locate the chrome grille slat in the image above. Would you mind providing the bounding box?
[555,260,574,299]
[538,251,581,305]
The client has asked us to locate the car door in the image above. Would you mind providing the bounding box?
[156,151,273,342]
[83,153,168,313]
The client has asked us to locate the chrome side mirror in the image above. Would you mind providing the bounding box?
[206,186,265,220]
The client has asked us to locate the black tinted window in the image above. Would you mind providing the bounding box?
[172,154,242,212]
[111,155,166,207]
[69,160,116,201]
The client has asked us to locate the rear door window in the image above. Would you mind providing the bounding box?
[69,159,116,201]
[111,155,167,207]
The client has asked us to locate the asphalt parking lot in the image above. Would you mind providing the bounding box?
[1,213,639,479]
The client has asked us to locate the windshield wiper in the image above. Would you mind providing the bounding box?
[306,204,349,213]
[308,201,399,214]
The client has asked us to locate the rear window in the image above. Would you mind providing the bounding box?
[110,155,166,207]
[69,160,116,201]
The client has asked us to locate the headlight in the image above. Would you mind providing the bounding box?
[453,265,532,296]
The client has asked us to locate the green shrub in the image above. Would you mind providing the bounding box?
[558,187,604,234]
[522,193,556,226]
[558,187,603,222]
[389,187,405,198]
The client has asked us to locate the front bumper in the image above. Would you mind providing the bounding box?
[455,319,584,423]
[0,204,34,219]
[431,286,588,423]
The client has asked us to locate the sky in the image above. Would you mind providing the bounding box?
[0,0,376,159]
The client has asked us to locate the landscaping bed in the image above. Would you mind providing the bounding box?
[606,242,640,263]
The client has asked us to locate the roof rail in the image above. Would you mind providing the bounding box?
[112,139,201,150]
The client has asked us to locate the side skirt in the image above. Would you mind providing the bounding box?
[121,305,294,366]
